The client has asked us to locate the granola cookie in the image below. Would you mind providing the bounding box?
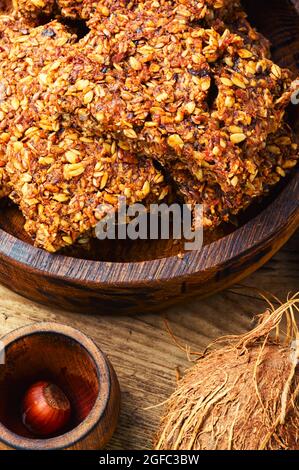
[6,128,168,251]
[12,0,56,19]
[170,124,298,227]
[0,18,76,198]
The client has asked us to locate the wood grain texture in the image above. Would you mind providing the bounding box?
[0,231,297,450]
[0,323,120,450]
[0,0,298,314]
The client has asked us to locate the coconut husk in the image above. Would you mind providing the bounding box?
[154,294,299,450]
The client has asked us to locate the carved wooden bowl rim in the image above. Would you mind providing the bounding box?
[0,170,298,287]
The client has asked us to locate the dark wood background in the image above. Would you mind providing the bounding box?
[0,230,297,450]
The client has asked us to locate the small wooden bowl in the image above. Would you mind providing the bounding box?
[0,322,120,450]
[0,0,298,314]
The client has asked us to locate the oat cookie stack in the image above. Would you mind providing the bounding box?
[0,0,298,251]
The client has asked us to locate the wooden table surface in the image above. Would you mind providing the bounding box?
[0,231,298,450]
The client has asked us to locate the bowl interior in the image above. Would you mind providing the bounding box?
[0,0,298,262]
[0,331,99,439]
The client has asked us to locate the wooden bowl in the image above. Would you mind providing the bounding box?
[0,0,298,315]
[0,322,121,450]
